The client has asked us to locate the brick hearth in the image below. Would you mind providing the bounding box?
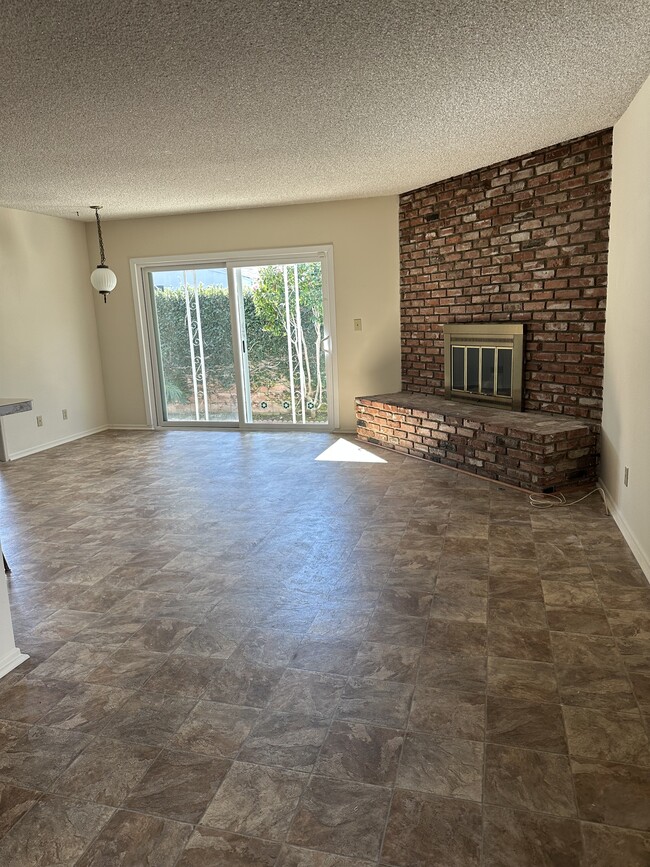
[356,392,598,492]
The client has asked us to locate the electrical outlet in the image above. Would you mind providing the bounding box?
[62,409,68,420]
[624,466,629,487]
[36,415,43,427]
[354,318,362,332]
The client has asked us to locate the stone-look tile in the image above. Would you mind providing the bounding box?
[177,827,280,867]
[124,749,230,823]
[487,657,559,703]
[336,677,413,727]
[486,696,568,753]
[546,606,612,635]
[233,628,303,666]
[550,632,618,666]
[38,683,133,733]
[52,737,159,806]
[174,700,259,757]
[287,776,391,860]
[572,758,650,831]
[0,782,41,837]
[350,642,420,682]
[542,580,600,608]
[484,743,576,817]
[75,613,150,649]
[99,691,195,747]
[0,794,113,867]
[488,598,547,629]
[268,670,346,717]
[28,641,110,682]
[597,585,650,611]
[141,654,218,698]
[488,624,552,662]
[276,847,370,866]
[173,624,241,659]
[28,610,99,641]
[483,805,584,867]
[376,587,433,618]
[417,650,486,692]
[201,761,306,840]
[204,657,284,707]
[126,618,196,652]
[0,725,91,789]
[75,808,192,866]
[290,639,359,675]
[582,823,650,867]
[557,663,638,712]
[563,706,650,765]
[608,609,650,640]
[381,788,482,867]
[0,677,72,724]
[409,686,484,741]
[85,647,168,689]
[424,620,487,656]
[238,712,329,771]
[397,732,483,801]
[365,611,428,646]
[315,721,403,786]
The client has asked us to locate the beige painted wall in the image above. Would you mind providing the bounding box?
[601,72,650,579]
[85,197,401,431]
[0,207,107,458]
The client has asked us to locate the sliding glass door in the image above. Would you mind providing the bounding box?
[142,249,334,429]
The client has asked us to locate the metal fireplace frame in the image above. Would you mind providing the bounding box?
[443,323,525,411]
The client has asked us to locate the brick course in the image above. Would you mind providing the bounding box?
[400,129,612,421]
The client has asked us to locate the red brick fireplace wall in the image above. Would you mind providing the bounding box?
[400,129,612,421]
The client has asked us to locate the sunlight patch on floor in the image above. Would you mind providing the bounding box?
[315,438,387,463]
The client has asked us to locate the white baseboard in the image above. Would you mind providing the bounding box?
[108,424,155,431]
[7,425,110,461]
[0,647,29,680]
[599,479,650,584]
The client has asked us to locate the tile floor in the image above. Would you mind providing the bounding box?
[0,430,648,866]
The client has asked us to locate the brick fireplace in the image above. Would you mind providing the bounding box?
[357,129,612,490]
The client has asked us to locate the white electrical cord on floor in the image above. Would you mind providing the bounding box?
[528,486,609,515]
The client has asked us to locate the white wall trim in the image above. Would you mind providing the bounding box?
[599,478,650,584]
[0,647,29,680]
[6,425,109,461]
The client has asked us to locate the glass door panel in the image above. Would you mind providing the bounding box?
[235,261,329,425]
[148,267,239,422]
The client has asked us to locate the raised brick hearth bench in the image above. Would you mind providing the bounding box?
[356,392,598,492]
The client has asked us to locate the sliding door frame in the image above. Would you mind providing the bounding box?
[130,245,339,431]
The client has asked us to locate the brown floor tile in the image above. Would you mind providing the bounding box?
[0,678,72,724]
[608,609,650,640]
[203,657,284,707]
[483,805,584,867]
[487,657,559,703]
[424,620,487,656]
[582,822,650,867]
[0,782,41,837]
[557,663,638,712]
[417,650,486,691]
[287,776,391,860]
[85,646,168,689]
[488,598,547,629]
[37,682,133,734]
[381,788,481,867]
[488,624,552,662]
[177,827,280,867]
[409,686,484,740]
[397,732,483,801]
[485,743,576,816]
[289,638,360,675]
[365,611,428,646]
[27,641,111,682]
[563,706,650,765]
[350,642,420,682]
[336,677,412,727]
[52,736,158,805]
[486,695,567,753]
[141,654,219,698]
[124,749,230,823]
[201,760,306,840]
[173,624,242,659]
[125,618,196,653]
[174,700,259,757]
[572,758,650,830]
[542,580,600,607]
[550,632,618,666]
[268,670,346,717]
[75,613,150,649]
[276,846,370,866]
[0,725,91,789]
[546,606,612,636]
[238,711,328,771]
[0,794,113,867]
[315,720,403,786]
[376,588,433,618]
[99,691,195,747]
[75,808,192,866]
[596,585,650,611]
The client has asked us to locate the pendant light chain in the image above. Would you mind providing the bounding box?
[93,206,106,266]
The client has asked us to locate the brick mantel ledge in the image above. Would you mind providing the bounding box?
[356,392,599,492]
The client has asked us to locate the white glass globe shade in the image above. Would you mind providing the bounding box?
[90,266,117,294]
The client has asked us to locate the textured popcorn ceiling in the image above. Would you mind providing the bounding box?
[1,1,649,220]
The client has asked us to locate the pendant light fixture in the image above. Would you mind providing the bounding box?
[90,206,117,302]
